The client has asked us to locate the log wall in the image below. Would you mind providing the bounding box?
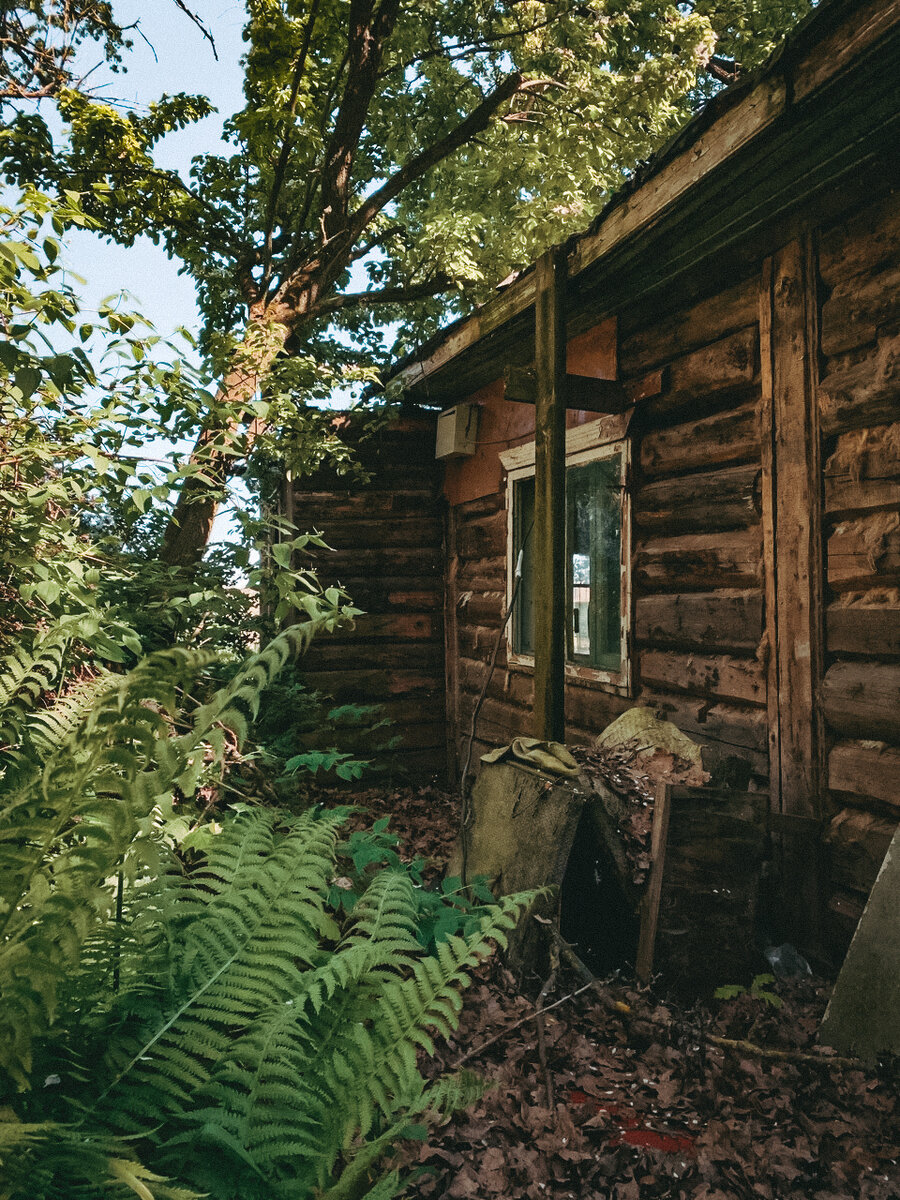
[818,190,900,950]
[291,415,447,778]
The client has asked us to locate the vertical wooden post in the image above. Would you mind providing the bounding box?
[533,247,567,742]
[764,234,825,949]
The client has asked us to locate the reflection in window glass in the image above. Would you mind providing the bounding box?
[512,453,622,672]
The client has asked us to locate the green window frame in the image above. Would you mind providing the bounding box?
[511,448,625,677]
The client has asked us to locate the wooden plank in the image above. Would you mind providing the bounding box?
[619,275,758,375]
[766,236,825,951]
[769,236,824,819]
[633,528,762,592]
[532,247,567,742]
[303,641,443,672]
[637,783,769,992]
[819,330,900,435]
[633,463,761,534]
[570,76,786,276]
[638,692,769,770]
[826,606,900,657]
[302,517,443,550]
[503,365,627,414]
[793,0,900,103]
[639,398,760,478]
[638,648,766,707]
[455,509,507,561]
[822,661,900,740]
[758,256,781,819]
[829,741,900,811]
[635,590,763,652]
[636,782,671,983]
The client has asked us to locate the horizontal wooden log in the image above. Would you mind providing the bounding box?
[634,463,762,534]
[455,509,507,561]
[827,513,900,590]
[304,641,443,672]
[455,562,506,592]
[826,605,900,657]
[820,262,900,357]
[829,741,900,811]
[822,660,900,740]
[634,528,762,592]
[639,649,766,707]
[301,669,441,701]
[637,691,769,775]
[819,332,900,436]
[310,546,442,576]
[818,186,900,285]
[293,489,438,520]
[455,591,505,626]
[325,582,442,613]
[635,590,763,652]
[827,808,897,896]
[297,517,442,550]
[458,659,533,709]
[454,490,504,521]
[563,684,632,734]
[824,420,900,518]
[647,327,759,417]
[334,613,440,642]
[457,625,508,664]
[457,693,533,743]
[504,365,627,413]
[619,276,758,375]
[639,398,759,478]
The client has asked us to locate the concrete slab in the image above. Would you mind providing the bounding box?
[820,823,900,1062]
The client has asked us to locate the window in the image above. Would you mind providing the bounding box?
[503,418,630,689]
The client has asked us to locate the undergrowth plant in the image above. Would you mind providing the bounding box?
[0,623,532,1200]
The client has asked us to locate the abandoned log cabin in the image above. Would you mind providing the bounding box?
[292,0,900,966]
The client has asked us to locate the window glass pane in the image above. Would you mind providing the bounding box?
[513,475,535,655]
[566,457,621,671]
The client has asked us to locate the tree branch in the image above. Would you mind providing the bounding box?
[315,273,455,314]
[346,71,524,244]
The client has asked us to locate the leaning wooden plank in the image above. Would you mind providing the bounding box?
[821,661,900,740]
[829,741,900,811]
[637,784,769,993]
[634,464,762,534]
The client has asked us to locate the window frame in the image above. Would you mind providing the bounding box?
[501,414,632,695]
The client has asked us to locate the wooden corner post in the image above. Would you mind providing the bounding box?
[761,234,826,952]
[532,246,567,742]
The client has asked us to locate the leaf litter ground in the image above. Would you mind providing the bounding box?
[333,783,899,1199]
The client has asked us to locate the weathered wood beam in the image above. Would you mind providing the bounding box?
[503,364,628,414]
[532,248,567,742]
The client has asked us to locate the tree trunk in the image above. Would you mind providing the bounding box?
[159,313,291,567]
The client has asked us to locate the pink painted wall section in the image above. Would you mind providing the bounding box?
[442,318,618,507]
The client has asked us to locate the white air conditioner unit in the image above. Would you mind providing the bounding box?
[435,403,479,459]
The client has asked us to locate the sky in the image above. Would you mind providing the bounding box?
[60,0,247,337]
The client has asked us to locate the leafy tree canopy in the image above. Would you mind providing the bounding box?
[0,0,811,564]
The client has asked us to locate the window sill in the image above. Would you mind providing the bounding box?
[506,651,631,697]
